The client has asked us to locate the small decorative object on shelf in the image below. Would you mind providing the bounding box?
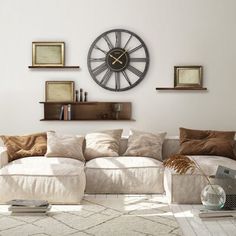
[75,90,79,102]
[174,65,203,88]
[79,88,83,102]
[84,92,88,102]
[112,103,123,120]
[32,42,65,67]
[45,81,74,102]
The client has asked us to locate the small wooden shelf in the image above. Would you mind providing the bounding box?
[40,101,133,121]
[28,66,80,69]
[156,87,207,91]
[40,119,135,121]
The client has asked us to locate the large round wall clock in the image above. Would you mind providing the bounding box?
[87,29,149,91]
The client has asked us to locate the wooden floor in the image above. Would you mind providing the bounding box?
[171,204,236,236]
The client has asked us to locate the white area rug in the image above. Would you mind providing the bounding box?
[0,195,182,236]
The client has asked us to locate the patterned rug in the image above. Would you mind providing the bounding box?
[0,195,182,236]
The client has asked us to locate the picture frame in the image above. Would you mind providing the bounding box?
[174,66,203,88]
[45,81,74,102]
[32,42,65,67]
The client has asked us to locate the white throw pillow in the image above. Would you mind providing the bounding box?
[45,131,85,162]
[84,129,123,161]
[123,129,166,161]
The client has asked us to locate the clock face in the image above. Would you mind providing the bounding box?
[87,29,149,91]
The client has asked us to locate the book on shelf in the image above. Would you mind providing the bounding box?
[62,104,72,120]
[63,105,68,120]
[59,105,64,120]
[68,104,71,120]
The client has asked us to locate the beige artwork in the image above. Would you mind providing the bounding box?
[46,82,74,102]
[36,45,62,64]
[178,69,200,84]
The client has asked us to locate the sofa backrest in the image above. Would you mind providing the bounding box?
[119,137,180,160]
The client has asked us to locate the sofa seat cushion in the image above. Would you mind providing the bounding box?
[0,156,84,176]
[85,156,164,194]
[164,155,236,204]
[0,156,85,204]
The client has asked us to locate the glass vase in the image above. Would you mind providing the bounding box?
[201,184,226,210]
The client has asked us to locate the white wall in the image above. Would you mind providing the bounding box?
[0,0,236,136]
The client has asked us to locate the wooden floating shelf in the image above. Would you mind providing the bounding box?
[40,101,133,121]
[156,87,207,91]
[40,102,97,105]
[28,66,80,69]
[40,119,135,121]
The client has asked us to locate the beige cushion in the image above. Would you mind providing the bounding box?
[45,131,85,162]
[85,129,123,161]
[123,130,166,161]
[0,132,47,162]
[85,156,164,194]
[0,156,85,203]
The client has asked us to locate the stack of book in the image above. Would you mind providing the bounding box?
[199,209,236,220]
[7,199,51,216]
[59,104,72,120]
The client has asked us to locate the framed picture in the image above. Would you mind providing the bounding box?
[45,81,74,102]
[32,42,65,67]
[174,66,203,88]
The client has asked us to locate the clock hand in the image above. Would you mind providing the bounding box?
[112,48,128,65]
[109,54,122,64]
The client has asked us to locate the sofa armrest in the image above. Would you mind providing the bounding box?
[0,148,8,168]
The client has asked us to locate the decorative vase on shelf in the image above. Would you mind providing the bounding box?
[201,184,226,210]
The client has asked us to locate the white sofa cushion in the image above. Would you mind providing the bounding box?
[45,131,85,162]
[123,130,166,161]
[85,156,164,194]
[85,129,123,161]
[0,156,85,204]
[164,155,236,204]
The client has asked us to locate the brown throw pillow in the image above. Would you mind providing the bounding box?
[179,127,235,159]
[1,132,47,162]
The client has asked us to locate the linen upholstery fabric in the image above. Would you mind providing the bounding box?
[0,132,47,162]
[85,156,164,193]
[123,130,166,161]
[85,129,123,161]
[179,127,235,159]
[45,131,85,162]
[164,155,236,203]
[0,156,85,203]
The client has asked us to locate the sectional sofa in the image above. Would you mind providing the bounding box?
[0,135,235,204]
